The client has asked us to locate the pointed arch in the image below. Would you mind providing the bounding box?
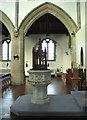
[19,2,78,35]
[0,10,14,36]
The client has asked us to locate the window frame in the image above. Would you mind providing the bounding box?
[2,39,11,61]
[41,37,56,61]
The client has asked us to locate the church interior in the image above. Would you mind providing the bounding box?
[0,0,87,119]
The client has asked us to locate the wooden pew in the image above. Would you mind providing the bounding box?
[0,73,11,93]
[66,68,86,91]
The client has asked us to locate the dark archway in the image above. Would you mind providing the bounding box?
[19,2,78,35]
[80,47,84,66]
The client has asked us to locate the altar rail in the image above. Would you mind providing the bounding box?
[0,73,11,93]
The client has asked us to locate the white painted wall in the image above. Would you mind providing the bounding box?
[0,1,77,27]
[0,61,11,69]
[25,34,71,75]
[76,2,85,68]
[0,2,15,26]
[76,25,85,67]
[19,1,77,26]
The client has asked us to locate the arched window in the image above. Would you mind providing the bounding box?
[2,39,11,61]
[42,38,56,61]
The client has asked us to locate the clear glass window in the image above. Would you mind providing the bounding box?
[2,39,11,61]
[42,38,55,61]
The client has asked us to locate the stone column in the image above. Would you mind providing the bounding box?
[11,29,25,85]
[15,0,19,31]
[85,2,87,81]
[71,34,77,68]
[0,36,2,61]
[77,0,81,29]
[11,0,25,85]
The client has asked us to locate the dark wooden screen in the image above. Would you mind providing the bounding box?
[32,40,47,70]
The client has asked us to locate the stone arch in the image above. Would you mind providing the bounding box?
[0,10,14,36]
[19,2,78,36]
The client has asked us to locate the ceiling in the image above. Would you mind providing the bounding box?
[0,13,69,37]
[0,21,10,37]
[26,13,69,36]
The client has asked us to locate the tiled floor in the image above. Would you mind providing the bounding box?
[0,77,70,119]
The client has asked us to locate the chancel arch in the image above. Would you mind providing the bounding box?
[19,2,78,74]
[19,2,78,36]
[0,2,78,84]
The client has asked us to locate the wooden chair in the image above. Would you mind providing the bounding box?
[66,69,72,84]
